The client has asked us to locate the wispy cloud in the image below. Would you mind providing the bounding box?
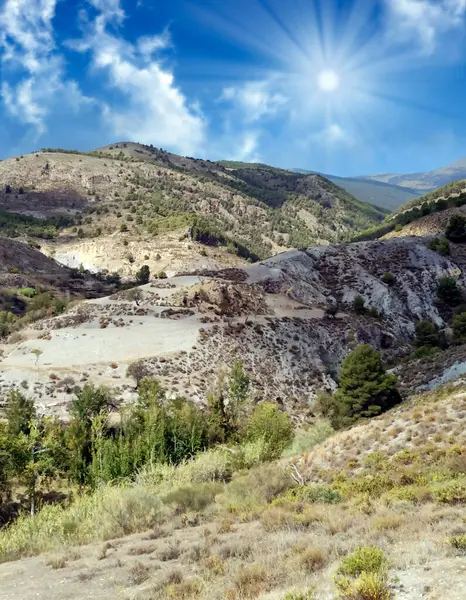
[220,80,288,122]
[386,0,466,54]
[69,0,205,155]
[0,0,90,135]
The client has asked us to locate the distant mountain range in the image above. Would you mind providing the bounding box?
[360,156,466,192]
[292,156,466,211]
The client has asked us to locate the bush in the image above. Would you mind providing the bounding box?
[353,295,365,314]
[157,270,167,279]
[381,273,395,285]
[245,402,293,460]
[162,483,222,513]
[330,345,401,428]
[337,546,389,578]
[429,237,450,255]
[414,320,448,349]
[446,215,466,243]
[135,265,150,285]
[450,534,466,552]
[335,572,392,600]
[453,312,466,342]
[437,277,463,306]
[282,420,334,457]
[276,484,342,505]
[433,479,466,504]
[281,589,315,600]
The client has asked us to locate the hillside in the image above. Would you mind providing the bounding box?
[1,377,466,600]
[2,235,466,414]
[289,168,419,210]
[0,146,386,277]
[362,155,466,192]
[353,180,466,242]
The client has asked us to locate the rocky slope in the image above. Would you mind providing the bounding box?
[0,146,386,276]
[1,235,464,416]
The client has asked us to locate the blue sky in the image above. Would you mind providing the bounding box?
[0,0,465,176]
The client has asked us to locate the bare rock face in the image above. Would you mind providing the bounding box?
[262,237,464,336]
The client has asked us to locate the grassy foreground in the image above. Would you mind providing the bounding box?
[1,384,466,599]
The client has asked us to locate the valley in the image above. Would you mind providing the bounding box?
[1,144,466,600]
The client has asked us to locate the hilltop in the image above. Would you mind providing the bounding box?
[0,145,386,277]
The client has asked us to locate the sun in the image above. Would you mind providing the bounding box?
[317,70,340,93]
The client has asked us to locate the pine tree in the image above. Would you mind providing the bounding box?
[331,345,401,428]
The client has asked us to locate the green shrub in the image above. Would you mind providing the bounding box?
[337,546,389,578]
[381,273,395,285]
[245,402,293,460]
[157,270,167,279]
[162,483,222,513]
[353,295,365,314]
[282,420,334,457]
[335,572,392,600]
[276,484,342,505]
[449,534,466,552]
[414,320,448,349]
[282,587,316,599]
[433,479,466,504]
[437,277,463,306]
[18,287,36,298]
[446,215,466,243]
[453,312,466,342]
[428,237,450,255]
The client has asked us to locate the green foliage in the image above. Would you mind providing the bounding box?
[157,270,167,279]
[414,320,448,350]
[353,295,365,314]
[5,389,36,436]
[329,345,401,428]
[162,482,222,513]
[281,588,316,600]
[281,420,334,457]
[337,546,389,578]
[277,484,342,505]
[437,276,463,306]
[335,572,392,600]
[70,384,114,424]
[0,210,71,239]
[135,264,150,285]
[229,360,250,411]
[450,534,466,552]
[245,402,293,460]
[433,479,466,504]
[446,214,466,243]
[381,273,395,285]
[428,236,450,255]
[18,287,36,298]
[453,312,466,342]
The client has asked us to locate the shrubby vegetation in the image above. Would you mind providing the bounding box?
[354,188,466,242]
[0,210,72,239]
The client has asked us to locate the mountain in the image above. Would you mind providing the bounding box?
[361,156,466,192]
[1,234,465,413]
[290,168,420,210]
[0,144,386,278]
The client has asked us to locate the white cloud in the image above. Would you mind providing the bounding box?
[220,81,288,122]
[0,0,90,135]
[308,123,354,149]
[386,0,466,54]
[72,1,205,155]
